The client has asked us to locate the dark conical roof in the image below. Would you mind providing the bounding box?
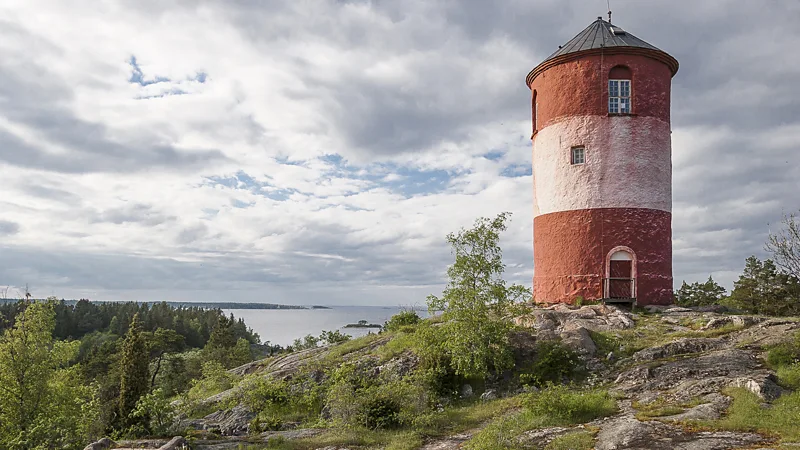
[526,17,678,85]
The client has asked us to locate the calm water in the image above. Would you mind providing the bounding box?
[223,306,429,346]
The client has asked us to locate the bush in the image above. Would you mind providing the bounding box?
[130,388,177,436]
[520,340,583,387]
[524,384,618,425]
[239,376,289,414]
[383,310,421,332]
[325,363,430,430]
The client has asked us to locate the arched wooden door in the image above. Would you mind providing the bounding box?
[604,247,637,299]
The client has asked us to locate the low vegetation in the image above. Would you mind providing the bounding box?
[5,211,800,449]
[703,388,800,442]
[466,385,617,449]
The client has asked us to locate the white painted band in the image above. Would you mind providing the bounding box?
[533,115,672,216]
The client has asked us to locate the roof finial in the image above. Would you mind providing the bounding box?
[607,0,612,23]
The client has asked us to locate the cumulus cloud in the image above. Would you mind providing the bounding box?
[0,0,798,304]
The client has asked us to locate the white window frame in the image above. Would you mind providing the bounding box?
[608,79,631,114]
[571,146,585,165]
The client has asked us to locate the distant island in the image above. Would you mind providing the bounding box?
[0,298,330,310]
[344,319,382,328]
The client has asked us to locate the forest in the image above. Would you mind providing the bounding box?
[0,299,262,447]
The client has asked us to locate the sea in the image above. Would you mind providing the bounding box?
[222,305,430,347]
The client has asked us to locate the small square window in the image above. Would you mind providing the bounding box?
[571,146,585,165]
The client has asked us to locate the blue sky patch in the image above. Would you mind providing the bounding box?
[128,56,171,86]
[501,163,532,178]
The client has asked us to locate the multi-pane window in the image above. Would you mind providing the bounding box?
[608,79,631,114]
[571,146,585,165]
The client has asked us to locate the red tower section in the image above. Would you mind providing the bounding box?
[527,18,679,305]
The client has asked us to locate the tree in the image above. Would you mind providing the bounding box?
[766,210,800,279]
[0,300,99,448]
[675,276,727,307]
[144,328,185,389]
[724,256,800,316]
[203,315,240,367]
[425,212,532,379]
[118,313,150,430]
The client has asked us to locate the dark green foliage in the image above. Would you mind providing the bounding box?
[383,309,421,332]
[325,362,430,430]
[289,329,353,351]
[520,340,583,387]
[361,394,402,429]
[291,334,321,351]
[320,329,352,345]
[203,315,256,369]
[675,276,727,307]
[723,256,800,316]
[118,314,150,430]
[0,299,260,346]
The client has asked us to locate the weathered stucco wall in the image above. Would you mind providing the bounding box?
[530,53,672,132]
[533,208,673,305]
[532,115,672,216]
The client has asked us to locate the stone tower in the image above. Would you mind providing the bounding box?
[527,17,679,305]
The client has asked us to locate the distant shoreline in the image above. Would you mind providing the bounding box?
[0,298,330,310]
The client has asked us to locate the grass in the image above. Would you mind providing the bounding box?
[588,330,624,358]
[545,431,596,450]
[321,333,385,363]
[377,330,418,362]
[700,388,800,443]
[253,396,522,450]
[674,324,744,339]
[776,364,800,390]
[464,386,618,450]
[632,396,705,420]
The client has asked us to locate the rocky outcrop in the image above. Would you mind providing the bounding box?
[632,337,726,361]
[199,405,255,436]
[127,307,799,450]
[515,304,634,357]
[83,437,115,450]
[594,415,764,450]
[158,436,188,450]
[517,304,635,335]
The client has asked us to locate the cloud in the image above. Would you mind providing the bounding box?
[0,0,798,306]
[0,221,20,236]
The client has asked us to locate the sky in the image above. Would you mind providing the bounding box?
[1,0,799,306]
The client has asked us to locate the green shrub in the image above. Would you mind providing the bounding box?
[325,362,430,430]
[186,361,237,401]
[239,376,289,414]
[520,340,583,387]
[249,414,284,433]
[130,388,177,436]
[383,310,421,332]
[524,384,618,426]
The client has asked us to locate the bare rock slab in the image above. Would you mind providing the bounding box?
[595,416,764,450]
